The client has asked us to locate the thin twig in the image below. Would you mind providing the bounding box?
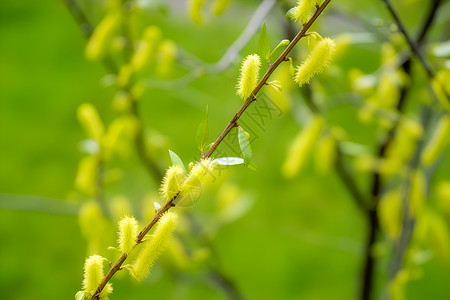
[380,0,435,78]
[90,2,333,298]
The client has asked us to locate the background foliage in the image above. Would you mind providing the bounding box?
[1,0,449,299]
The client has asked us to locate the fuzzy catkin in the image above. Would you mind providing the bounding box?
[160,165,186,201]
[294,38,335,87]
[118,216,139,254]
[290,0,317,24]
[83,255,113,299]
[177,159,216,206]
[132,212,178,281]
[236,54,261,100]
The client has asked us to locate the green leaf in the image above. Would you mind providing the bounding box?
[196,106,209,152]
[238,127,252,167]
[258,22,270,60]
[169,150,186,172]
[213,157,245,165]
[75,291,86,300]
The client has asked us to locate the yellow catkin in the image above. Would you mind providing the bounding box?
[160,165,186,201]
[77,103,105,142]
[156,40,177,77]
[390,269,409,300]
[431,77,450,110]
[422,115,450,166]
[294,38,335,87]
[83,255,112,299]
[282,115,324,178]
[378,189,402,238]
[315,134,336,174]
[236,54,261,100]
[212,0,231,16]
[177,159,217,206]
[415,212,450,260]
[132,212,178,281]
[118,216,139,254]
[189,0,207,24]
[131,26,162,71]
[79,201,106,254]
[85,13,120,61]
[290,0,317,24]
[409,170,426,217]
[376,74,400,109]
[75,155,99,197]
[117,64,133,88]
[103,116,139,160]
[437,181,450,216]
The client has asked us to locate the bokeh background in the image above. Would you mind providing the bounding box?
[1,0,449,299]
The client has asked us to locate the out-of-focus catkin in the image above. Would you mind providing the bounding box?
[294,38,335,87]
[422,115,450,166]
[282,115,324,178]
[85,13,120,61]
[132,212,178,281]
[77,103,105,142]
[236,54,261,100]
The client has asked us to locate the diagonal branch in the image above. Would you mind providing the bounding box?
[89,1,334,298]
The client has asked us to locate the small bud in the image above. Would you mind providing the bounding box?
[422,115,450,166]
[282,115,324,178]
[290,0,316,25]
[294,38,335,87]
[132,212,178,281]
[118,216,139,254]
[82,255,113,299]
[236,54,261,100]
[160,165,186,201]
[177,159,217,206]
[85,13,120,61]
[77,103,105,142]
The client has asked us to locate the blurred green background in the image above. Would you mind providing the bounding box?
[1,0,449,299]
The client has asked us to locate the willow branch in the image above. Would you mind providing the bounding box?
[204,0,333,158]
[90,2,333,298]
